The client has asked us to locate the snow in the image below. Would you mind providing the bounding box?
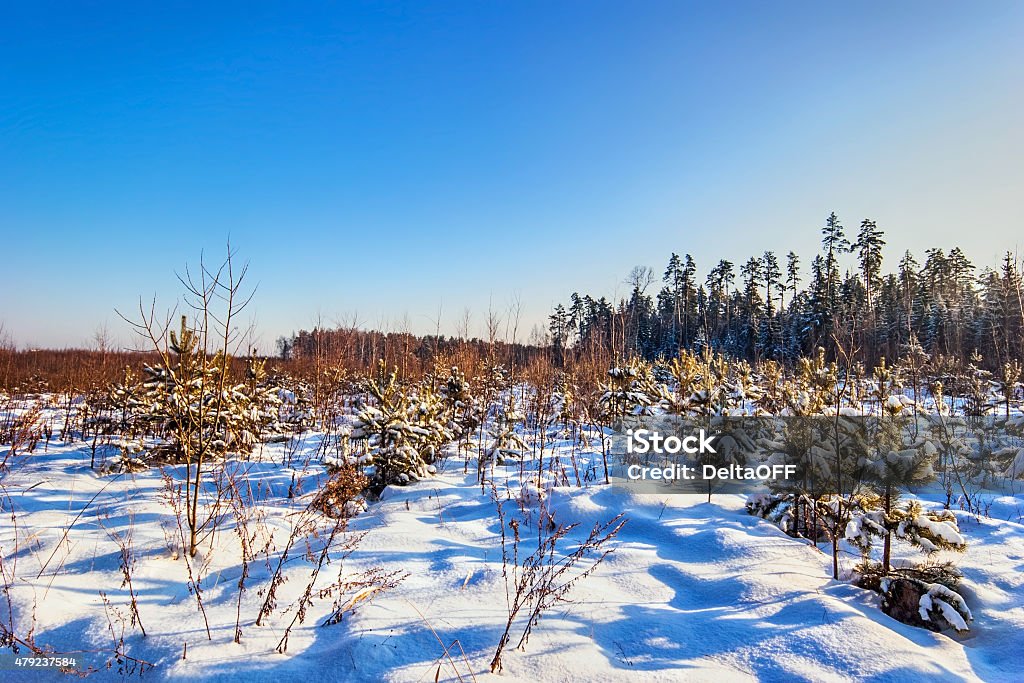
[919,584,972,633]
[906,512,966,548]
[2,409,1024,681]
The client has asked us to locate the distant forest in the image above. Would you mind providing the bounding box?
[546,213,1023,370]
[277,213,1022,375]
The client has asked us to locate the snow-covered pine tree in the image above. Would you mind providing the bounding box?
[599,360,666,418]
[962,351,992,416]
[108,365,143,437]
[727,359,763,413]
[666,351,702,414]
[689,350,736,416]
[845,444,948,570]
[125,246,256,559]
[755,360,786,414]
[856,491,972,633]
[438,364,478,437]
[351,363,453,491]
[997,360,1021,419]
[267,372,315,432]
[845,358,964,575]
[753,416,844,540]
[552,372,575,429]
[140,316,259,462]
[695,414,757,503]
[750,349,846,539]
[243,354,286,440]
[842,364,970,635]
[485,397,527,465]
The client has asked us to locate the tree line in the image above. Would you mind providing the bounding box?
[548,213,1023,370]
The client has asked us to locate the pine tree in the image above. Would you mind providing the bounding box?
[785,251,801,306]
[854,219,885,313]
[599,360,666,418]
[762,251,781,317]
[897,250,920,350]
[740,257,764,358]
[439,364,476,434]
[138,315,260,557]
[761,251,783,356]
[568,292,585,345]
[485,397,528,465]
[663,253,683,350]
[141,316,259,461]
[548,304,570,365]
[108,365,142,437]
[682,254,697,347]
[351,363,453,490]
[821,212,850,315]
[546,217,1017,369]
[845,358,966,582]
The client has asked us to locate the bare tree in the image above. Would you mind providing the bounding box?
[507,291,523,377]
[486,296,503,359]
[626,265,654,295]
[456,307,472,341]
[120,244,255,558]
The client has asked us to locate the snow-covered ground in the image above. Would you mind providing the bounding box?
[2,423,1023,682]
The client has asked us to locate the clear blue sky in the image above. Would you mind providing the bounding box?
[3,1,1023,349]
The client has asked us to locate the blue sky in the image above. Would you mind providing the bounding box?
[3,1,1023,349]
